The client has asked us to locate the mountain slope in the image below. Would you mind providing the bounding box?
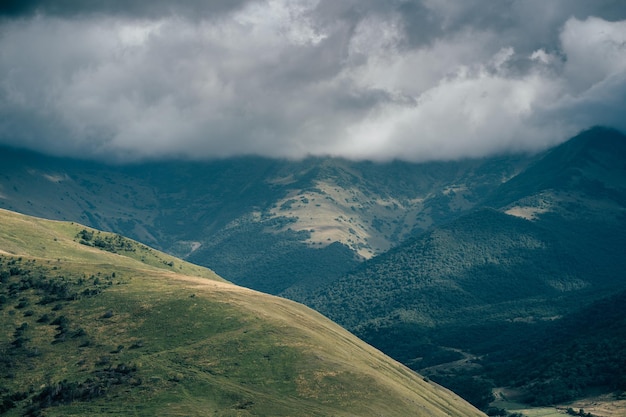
[492,126,626,222]
[297,128,626,408]
[3,127,624,411]
[303,208,585,329]
[485,289,626,406]
[0,209,484,417]
[302,127,626,329]
[0,147,532,294]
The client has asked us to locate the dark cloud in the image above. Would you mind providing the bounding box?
[0,1,625,162]
[0,0,251,19]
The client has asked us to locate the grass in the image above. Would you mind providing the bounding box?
[488,388,623,417]
[0,208,223,280]
[491,399,568,417]
[0,209,484,417]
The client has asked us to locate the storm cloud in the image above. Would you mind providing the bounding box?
[1,0,625,161]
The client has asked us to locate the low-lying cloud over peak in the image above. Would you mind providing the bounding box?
[1,0,626,162]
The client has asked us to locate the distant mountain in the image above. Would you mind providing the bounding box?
[302,207,591,329]
[0,208,484,417]
[302,127,626,323]
[298,127,626,408]
[490,126,626,222]
[0,145,532,294]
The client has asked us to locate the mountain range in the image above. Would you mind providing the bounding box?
[1,126,625,412]
[0,134,533,294]
[301,127,626,407]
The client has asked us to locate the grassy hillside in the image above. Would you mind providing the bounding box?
[0,209,484,417]
[300,207,626,408]
[3,128,624,413]
[303,209,625,410]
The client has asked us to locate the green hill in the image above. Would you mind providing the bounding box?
[0,209,484,417]
[303,208,579,329]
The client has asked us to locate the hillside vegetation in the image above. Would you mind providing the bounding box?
[299,128,626,410]
[0,209,483,417]
[0,146,531,295]
[485,290,626,406]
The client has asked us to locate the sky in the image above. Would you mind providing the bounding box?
[1,0,626,162]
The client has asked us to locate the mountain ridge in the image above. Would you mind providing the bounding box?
[296,127,626,409]
[0,143,535,294]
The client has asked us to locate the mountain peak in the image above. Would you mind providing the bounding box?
[489,126,626,216]
[547,126,626,167]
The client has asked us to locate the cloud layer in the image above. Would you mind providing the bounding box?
[1,0,626,162]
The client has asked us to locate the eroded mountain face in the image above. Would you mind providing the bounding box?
[1,128,623,297]
[0,146,533,293]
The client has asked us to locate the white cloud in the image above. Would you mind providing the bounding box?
[561,16,626,92]
[0,2,625,162]
[340,62,561,161]
[235,0,327,46]
[530,49,555,65]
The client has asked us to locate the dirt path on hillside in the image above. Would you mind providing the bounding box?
[419,347,481,375]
